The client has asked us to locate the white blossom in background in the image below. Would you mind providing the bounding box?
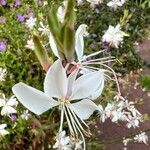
[75,140,83,150]
[38,22,49,35]
[25,17,36,29]
[21,110,30,120]
[134,132,149,145]
[57,0,67,22]
[0,68,6,81]
[86,0,103,8]
[0,124,9,136]
[98,99,143,128]
[107,0,126,9]
[0,94,18,116]
[53,131,72,150]
[123,137,132,146]
[102,24,124,48]
[25,39,34,50]
[76,0,84,5]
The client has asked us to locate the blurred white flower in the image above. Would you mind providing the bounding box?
[25,39,34,50]
[0,68,6,81]
[77,0,84,5]
[107,0,126,9]
[102,24,124,48]
[25,17,36,29]
[87,0,103,8]
[123,137,132,146]
[38,22,49,35]
[57,1,67,22]
[75,140,83,150]
[134,132,149,145]
[0,124,9,136]
[0,94,18,116]
[53,130,72,150]
[21,110,30,120]
[126,114,141,128]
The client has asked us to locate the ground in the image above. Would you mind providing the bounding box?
[89,40,150,150]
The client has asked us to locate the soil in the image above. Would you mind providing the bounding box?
[90,40,150,150]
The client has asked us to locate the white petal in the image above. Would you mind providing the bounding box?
[70,70,104,100]
[48,33,60,58]
[0,124,7,130]
[12,82,58,115]
[0,99,5,107]
[6,96,18,106]
[75,24,88,61]
[69,99,98,120]
[44,60,68,99]
[66,69,78,98]
[90,74,105,100]
[0,129,9,136]
[1,106,17,116]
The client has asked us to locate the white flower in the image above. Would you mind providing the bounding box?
[12,60,103,146]
[0,68,6,81]
[77,0,84,5]
[53,131,72,150]
[75,140,83,150]
[25,39,34,50]
[123,137,132,146]
[102,24,124,48]
[0,94,18,116]
[21,110,30,120]
[38,22,49,35]
[126,114,141,128]
[86,0,103,8]
[0,124,9,136]
[25,17,36,29]
[57,1,67,22]
[134,132,148,145]
[107,0,126,9]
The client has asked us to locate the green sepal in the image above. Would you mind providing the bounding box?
[33,35,51,71]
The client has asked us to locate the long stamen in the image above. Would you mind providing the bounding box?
[59,104,65,133]
[80,49,107,61]
[66,106,86,150]
[83,56,115,63]
[65,106,79,138]
[64,106,75,136]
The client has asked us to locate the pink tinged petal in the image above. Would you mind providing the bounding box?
[70,71,103,100]
[1,106,17,116]
[12,82,58,115]
[44,60,68,99]
[69,99,98,120]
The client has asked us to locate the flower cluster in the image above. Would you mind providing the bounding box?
[98,98,143,128]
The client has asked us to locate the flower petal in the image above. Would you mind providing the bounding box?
[75,24,88,61]
[0,124,7,130]
[90,73,105,100]
[12,82,58,115]
[69,99,98,120]
[66,69,78,98]
[70,70,104,100]
[44,60,68,99]
[48,33,60,58]
[1,106,17,116]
